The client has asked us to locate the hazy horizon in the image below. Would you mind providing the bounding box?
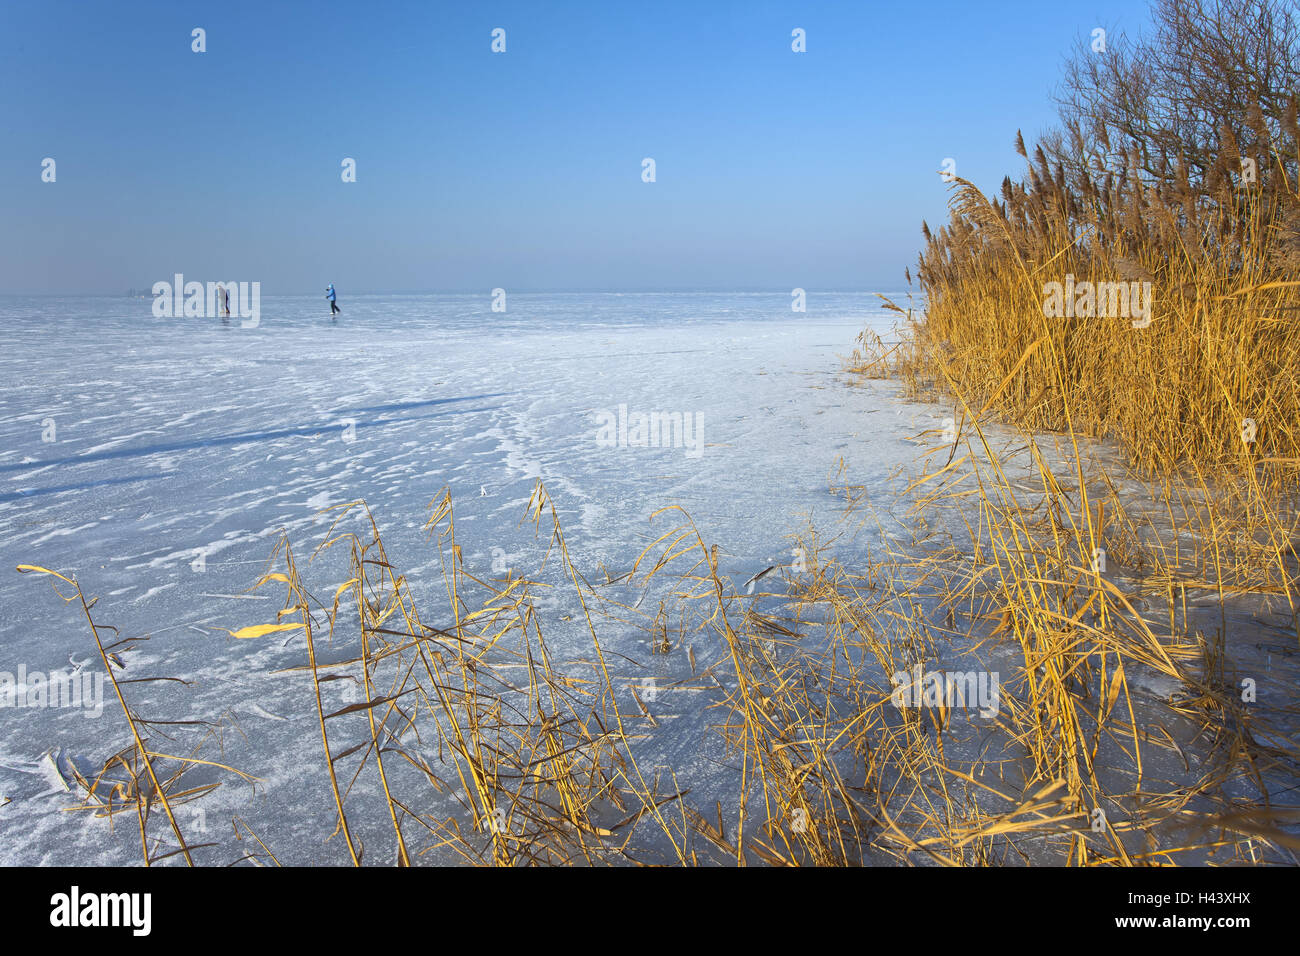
[0,286,924,301]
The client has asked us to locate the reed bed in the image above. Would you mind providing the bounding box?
[835,0,1300,863]
[21,451,1298,864]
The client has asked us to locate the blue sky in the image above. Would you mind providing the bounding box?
[0,0,1152,294]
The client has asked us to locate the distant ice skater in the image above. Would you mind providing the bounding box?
[326,283,340,315]
[216,283,231,318]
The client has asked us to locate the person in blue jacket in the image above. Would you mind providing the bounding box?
[326,283,340,315]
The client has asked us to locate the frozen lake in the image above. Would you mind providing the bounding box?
[0,291,923,864]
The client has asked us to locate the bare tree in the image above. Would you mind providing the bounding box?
[1049,0,1300,205]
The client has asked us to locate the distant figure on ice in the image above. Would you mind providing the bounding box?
[215,283,231,323]
[326,283,340,316]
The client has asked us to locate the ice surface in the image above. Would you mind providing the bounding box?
[0,291,929,864]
